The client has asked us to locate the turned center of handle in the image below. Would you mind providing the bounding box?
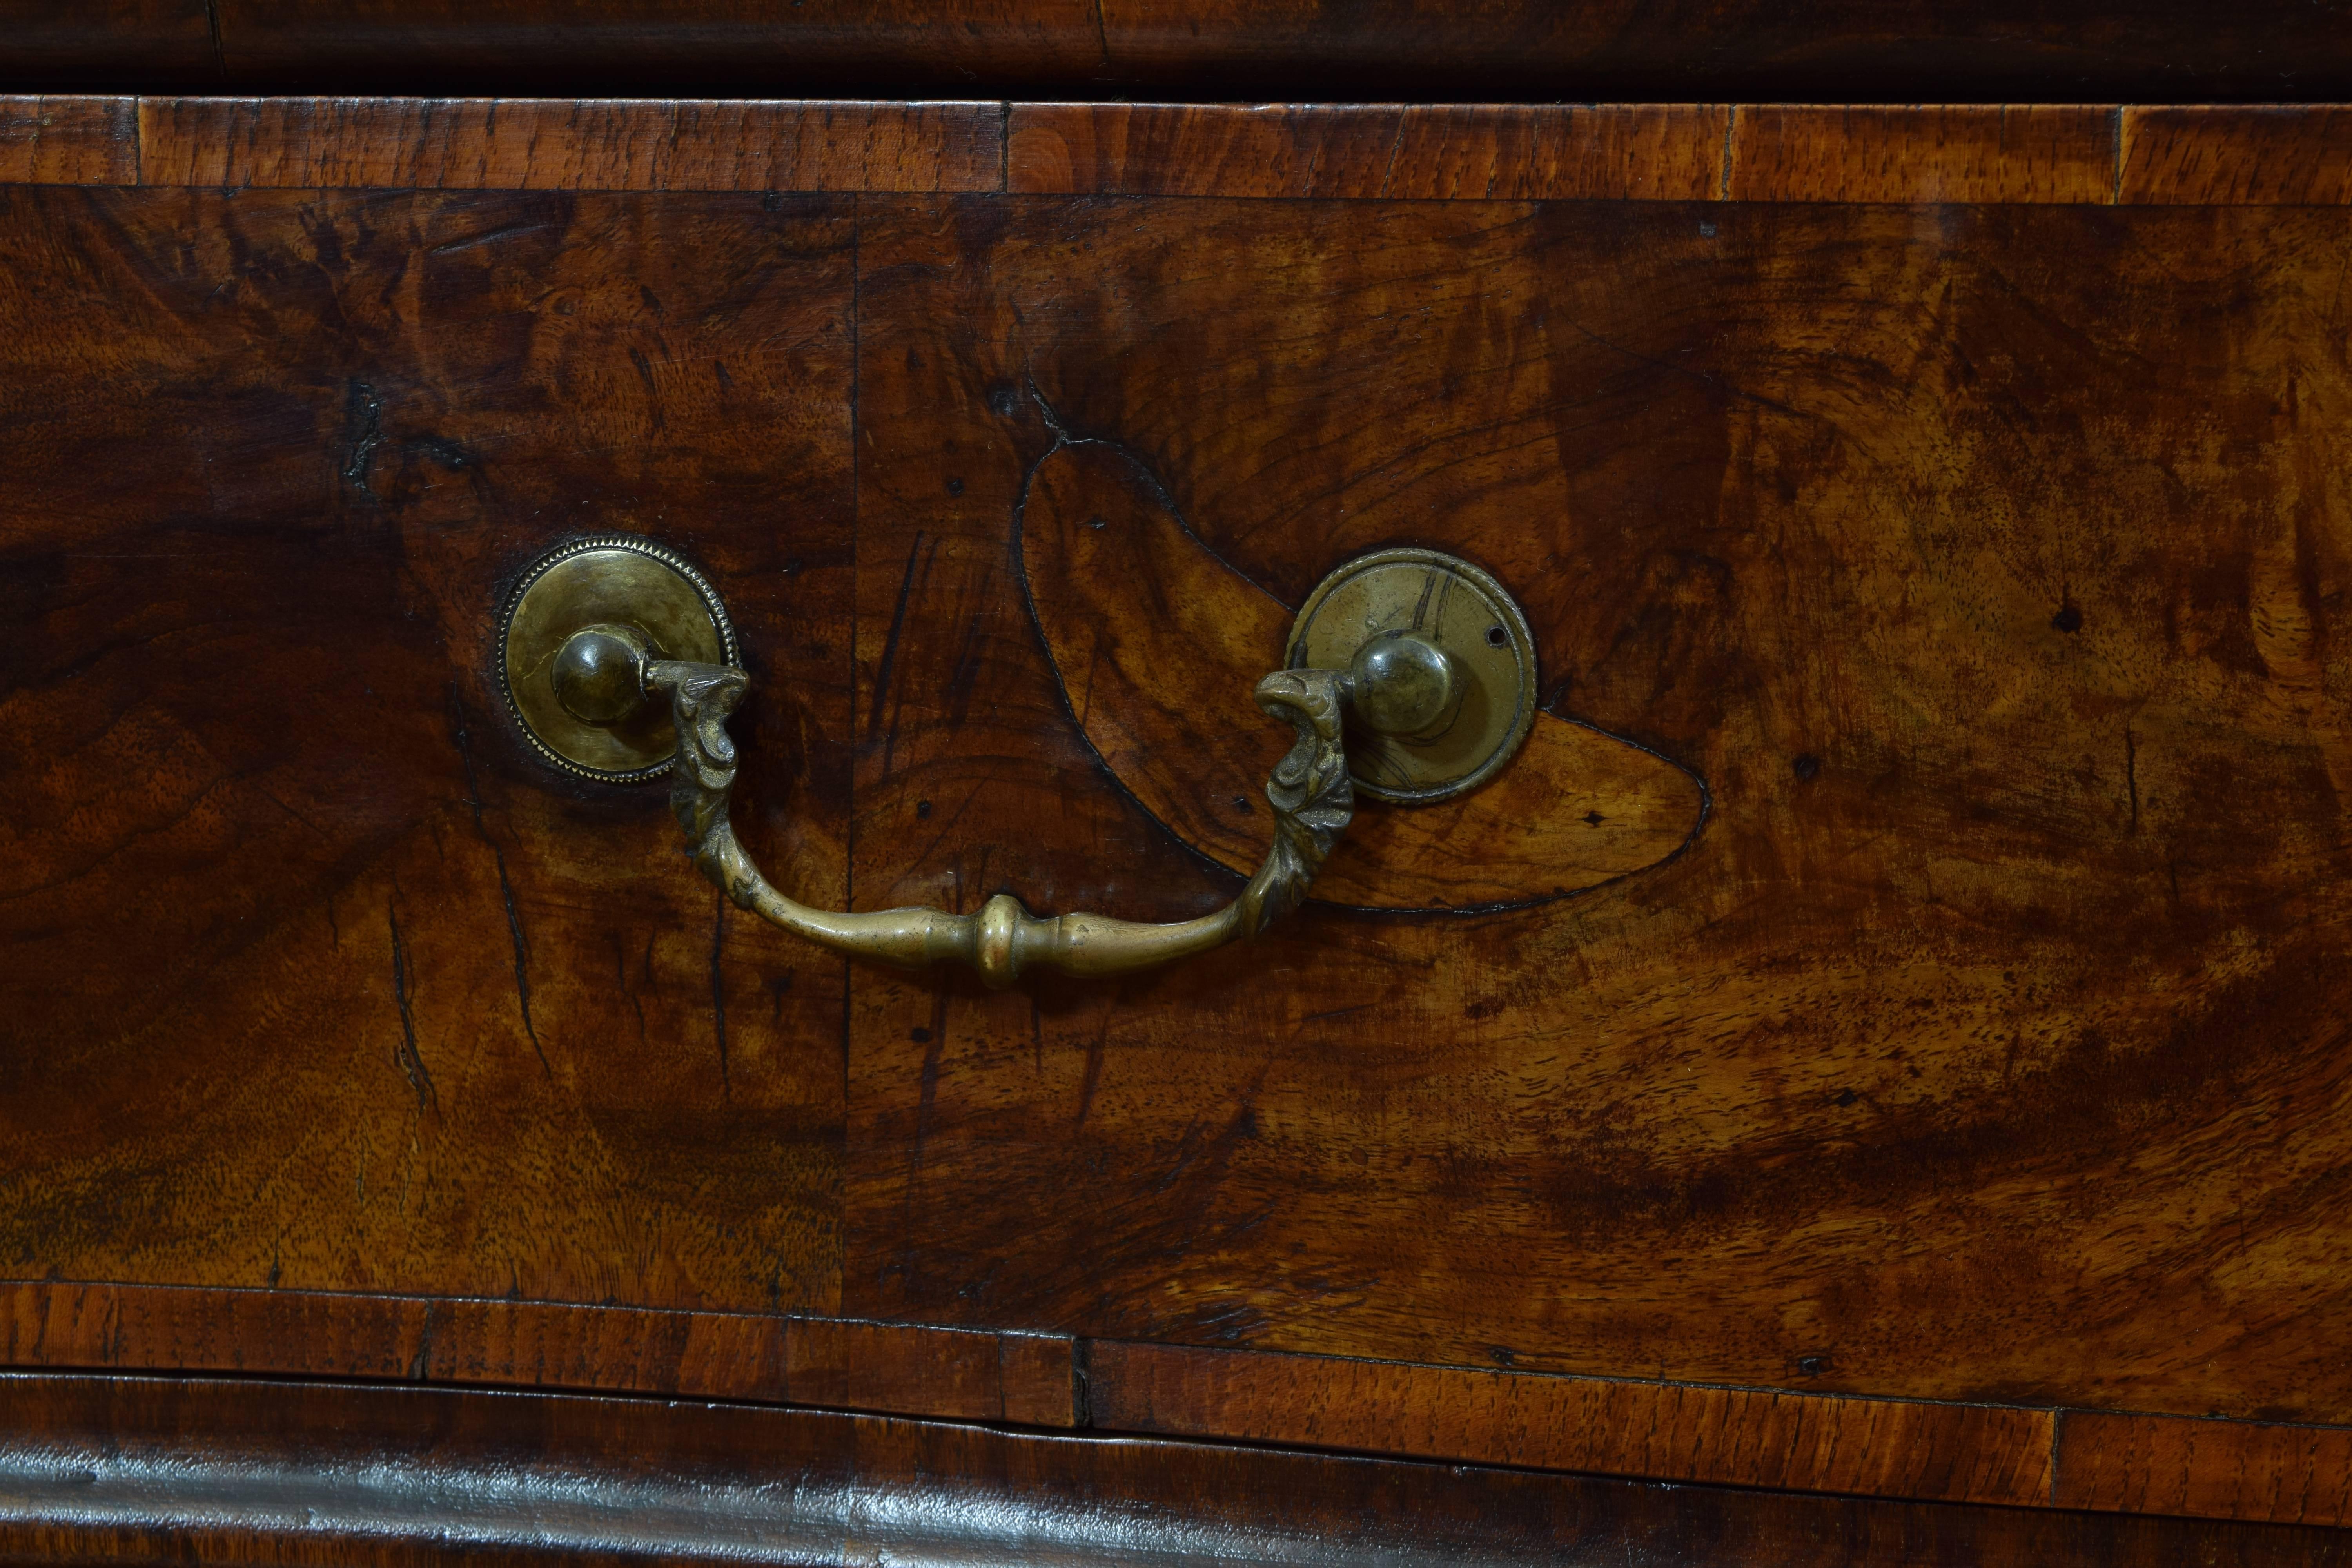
[1347,632,1464,742]
[553,624,653,725]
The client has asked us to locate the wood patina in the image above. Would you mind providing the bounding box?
[4,96,2352,1555]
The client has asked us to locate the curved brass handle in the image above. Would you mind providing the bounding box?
[498,536,1537,987]
[645,659,1354,988]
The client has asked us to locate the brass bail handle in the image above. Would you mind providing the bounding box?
[498,537,1535,987]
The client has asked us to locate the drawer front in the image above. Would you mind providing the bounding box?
[5,97,2352,1532]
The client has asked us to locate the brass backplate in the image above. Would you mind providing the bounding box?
[1286,548,1536,804]
[498,535,737,782]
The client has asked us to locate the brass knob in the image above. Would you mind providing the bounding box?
[1347,632,1464,742]
[552,624,654,725]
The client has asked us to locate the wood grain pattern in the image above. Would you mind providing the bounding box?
[1726,104,2118,203]
[0,186,854,1316]
[10,1373,2344,1568]
[2055,1410,2352,1525]
[13,102,2352,1535]
[1008,102,2337,205]
[1018,436,1708,909]
[2,1281,788,1401]
[1013,102,2120,204]
[24,1279,2352,1523]
[0,1281,1075,1425]
[3,1281,432,1383]
[788,1314,1007,1420]
[2121,107,2352,205]
[0,96,136,184]
[848,192,2352,1430]
[998,1330,1079,1425]
[1007,103,1726,199]
[137,97,1002,192]
[406,1295,793,1403]
[4,99,2352,205]
[1091,1340,2056,1506]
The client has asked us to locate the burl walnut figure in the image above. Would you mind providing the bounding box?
[2,91,2352,1563]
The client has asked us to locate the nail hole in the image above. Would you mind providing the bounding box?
[915,800,933,818]
[1485,624,1508,648]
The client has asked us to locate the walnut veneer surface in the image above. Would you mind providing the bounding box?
[5,98,2352,1545]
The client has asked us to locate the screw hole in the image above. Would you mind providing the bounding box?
[1485,624,1509,648]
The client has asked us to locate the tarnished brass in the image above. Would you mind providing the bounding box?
[503,538,1535,984]
[553,624,656,724]
[498,537,737,782]
[1347,632,1463,740]
[1286,547,1536,804]
[651,659,1353,988]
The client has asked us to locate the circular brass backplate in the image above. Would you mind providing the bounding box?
[1285,547,1537,804]
[498,535,737,782]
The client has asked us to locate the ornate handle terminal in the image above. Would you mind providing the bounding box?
[649,659,1351,988]
[497,536,1535,987]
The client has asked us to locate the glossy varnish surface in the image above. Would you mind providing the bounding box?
[7,96,2352,1533]
[0,1281,1079,1426]
[0,183,855,1313]
[13,98,2352,204]
[8,1372,2348,1566]
[19,1279,2352,1525]
[849,191,2352,1425]
[139,97,1004,192]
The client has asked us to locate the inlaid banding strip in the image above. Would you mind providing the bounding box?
[14,1279,2352,1523]
[2,97,2350,201]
